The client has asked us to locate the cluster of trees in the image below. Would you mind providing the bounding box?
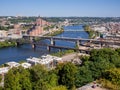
[0,26,14,31]
[43,17,65,23]
[51,50,74,57]
[1,48,120,90]
[0,41,16,48]
[9,17,37,24]
[83,25,96,38]
[79,48,120,89]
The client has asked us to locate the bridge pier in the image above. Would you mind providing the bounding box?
[15,42,20,47]
[58,49,62,52]
[30,37,36,43]
[50,38,55,45]
[100,42,103,47]
[32,44,36,49]
[47,46,51,52]
[76,40,80,49]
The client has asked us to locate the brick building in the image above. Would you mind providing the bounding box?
[13,24,21,35]
[27,18,50,36]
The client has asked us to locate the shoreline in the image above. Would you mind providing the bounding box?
[83,25,96,39]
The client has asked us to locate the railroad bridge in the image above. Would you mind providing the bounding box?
[11,35,120,53]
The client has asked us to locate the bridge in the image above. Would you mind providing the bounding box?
[19,35,120,53]
[23,35,120,43]
[7,34,120,54]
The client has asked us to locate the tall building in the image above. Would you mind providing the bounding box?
[27,17,50,36]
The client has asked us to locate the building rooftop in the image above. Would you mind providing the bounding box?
[0,67,9,74]
[21,62,31,69]
[6,61,20,68]
[27,55,62,66]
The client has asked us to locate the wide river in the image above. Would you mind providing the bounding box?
[0,25,89,65]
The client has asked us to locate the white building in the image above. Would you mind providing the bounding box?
[26,55,62,68]
[92,26,106,32]
[6,61,20,68]
[0,67,9,75]
[0,31,8,38]
[26,57,42,65]
[21,62,31,69]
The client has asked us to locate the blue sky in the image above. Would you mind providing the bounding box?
[0,0,120,17]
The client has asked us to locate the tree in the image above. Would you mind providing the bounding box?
[0,75,2,82]
[30,64,48,90]
[57,62,77,89]
[18,67,32,90]
[104,68,120,85]
[75,65,94,87]
[4,67,32,90]
[50,85,67,90]
[98,68,120,89]
[47,72,58,89]
[4,68,21,90]
[90,57,114,79]
[88,48,120,78]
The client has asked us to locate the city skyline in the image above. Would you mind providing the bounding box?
[0,0,120,17]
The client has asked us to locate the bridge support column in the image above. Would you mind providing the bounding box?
[47,46,51,52]
[100,42,103,47]
[58,49,62,52]
[32,44,36,49]
[16,42,20,47]
[76,40,80,49]
[30,37,35,43]
[50,38,55,45]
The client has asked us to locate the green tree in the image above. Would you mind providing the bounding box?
[4,67,32,90]
[0,75,2,82]
[89,48,120,78]
[104,68,120,85]
[98,68,120,89]
[30,64,48,90]
[75,65,93,87]
[57,62,77,89]
[47,72,58,88]
[18,67,32,90]
[4,68,21,90]
[50,85,67,90]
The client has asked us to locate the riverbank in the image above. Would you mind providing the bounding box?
[46,28,64,36]
[51,50,75,57]
[0,41,16,48]
[83,25,96,39]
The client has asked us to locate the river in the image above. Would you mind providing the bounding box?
[0,25,89,65]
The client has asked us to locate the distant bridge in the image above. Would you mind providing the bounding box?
[22,35,120,46]
[9,35,120,53]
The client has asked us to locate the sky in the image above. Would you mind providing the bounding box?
[0,0,120,17]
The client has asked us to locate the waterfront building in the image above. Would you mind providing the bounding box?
[0,67,9,75]
[26,55,62,68]
[0,31,8,38]
[26,57,41,65]
[6,61,20,68]
[21,62,31,69]
[13,24,22,35]
[27,17,50,36]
